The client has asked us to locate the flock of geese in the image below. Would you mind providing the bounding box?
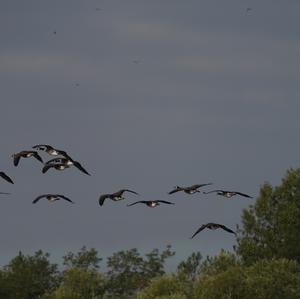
[2,144,253,239]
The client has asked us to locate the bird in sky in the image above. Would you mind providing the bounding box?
[42,163,70,174]
[168,183,212,195]
[33,194,74,204]
[32,144,72,159]
[127,200,174,208]
[0,172,14,184]
[203,190,252,198]
[45,157,90,176]
[99,189,139,206]
[12,151,43,166]
[190,222,236,238]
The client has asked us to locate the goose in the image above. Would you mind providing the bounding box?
[99,189,139,206]
[42,163,70,174]
[12,151,43,166]
[168,183,212,195]
[0,192,10,195]
[32,144,72,159]
[203,190,252,198]
[127,200,174,208]
[191,222,236,238]
[33,194,74,204]
[0,172,14,184]
[45,157,90,176]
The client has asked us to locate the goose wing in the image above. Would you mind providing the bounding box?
[121,189,139,195]
[73,161,90,176]
[203,190,222,194]
[234,191,253,198]
[99,194,111,206]
[218,224,236,235]
[13,154,21,166]
[191,183,212,189]
[157,200,175,205]
[32,144,54,151]
[127,201,147,207]
[32,194,48,204]
[45,157,66,165]
[190,224,209,239]
[58,195,74,204]
[33,152,44,163]
[168,187,181,195]
[0,172,14,184]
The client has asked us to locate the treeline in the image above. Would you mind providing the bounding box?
[1,169,300,299]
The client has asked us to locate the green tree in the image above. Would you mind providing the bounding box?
[106,245,175,298]
[4,250,60,299]
[236,168,300,264]
[177,252,202,281]
[63,246,102,271]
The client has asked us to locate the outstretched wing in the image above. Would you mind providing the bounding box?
[58,195,74,204]
[190,224,208,239]
[0,172,14,184]
[33,152,44,164]
[42,164,54,173]
[168,187,181,195]
[127,201,147,207]
[32,194,47,204]
[122,189,139,195]
[99,194,110,206]
[191,183,213,190]
[157,200,175,205]
[56,150,73,160]
[219,224,236,235]
[73,161,90,176]
[235,191,253,198]
[13,155,21,166]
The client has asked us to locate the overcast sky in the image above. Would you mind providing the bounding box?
[0,0,300,269]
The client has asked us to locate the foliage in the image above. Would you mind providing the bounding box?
[106,245,175,298]
[237,168,300,265]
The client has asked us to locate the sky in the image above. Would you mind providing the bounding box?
[0,0,300,269]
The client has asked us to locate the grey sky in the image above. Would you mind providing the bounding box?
[1,0,300,268]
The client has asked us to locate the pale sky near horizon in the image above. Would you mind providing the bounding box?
[0,0,300,269]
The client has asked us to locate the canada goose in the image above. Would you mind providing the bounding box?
[42,163,70,174]
[32,144,72,159]
[99,189,139,206]
[191,223,236,238]
[45,157,90,176]
[203,190,252,198]
[12,151,43,166]
[127,200,174,208]
[0,172,14,184]
[33,194,74,204]
[168,183,212,195]
[0,192,10,195]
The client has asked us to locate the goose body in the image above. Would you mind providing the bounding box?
[169,183,212,195]
[191,222,236,238]
[12,151,43,166]
[99,189,139,206]
[204,190,252,198]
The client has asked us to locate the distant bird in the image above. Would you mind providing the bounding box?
[12,151,43,166]
[33,194,74,204]
[99,189,139,206]
[45,157,90,175]
[132,60,141,64]
[168,183,212,195]
[42,163,70,174]
[0,192,10,195]
[53,31,57,35]
[0,172,14,184]
[127,200,174,208]
[191,223,236,238]
[203,190,252,198]
[75,83,80,87]
[95,7,103,11]
[246,7,252,15]
[32,144,71,158]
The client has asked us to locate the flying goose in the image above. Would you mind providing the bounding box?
[45,157,90,175]
[191,222,236,238]
[168,183,212,195]
[42,163,70,173]
[0,192,10,195]
[0,172,14,184]
[33,194,74,204]
[99,189,139,206]
[32,144,72,159]
[127,200,174,208]
[203,190,252,198]
[12,151,43,166]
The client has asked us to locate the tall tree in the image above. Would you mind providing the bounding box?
[236,168,300,264]
[4,250,60,299]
